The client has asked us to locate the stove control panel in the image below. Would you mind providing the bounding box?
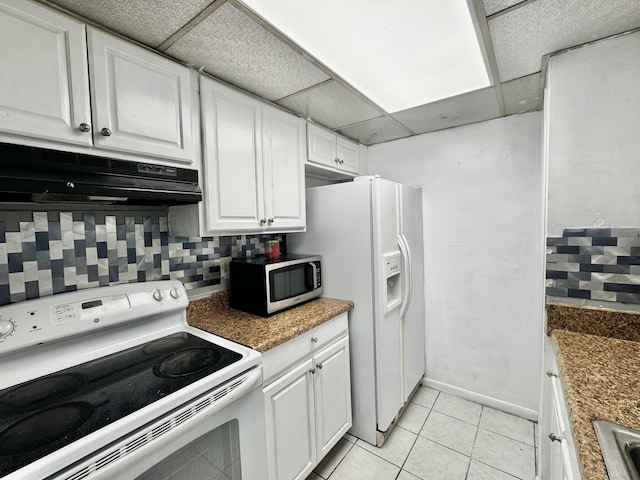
[0,281,189,356]
[52,294,131,325]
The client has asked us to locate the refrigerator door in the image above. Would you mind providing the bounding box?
[371,178,403,433]
[287,180,378,444]
[400,184,426,400]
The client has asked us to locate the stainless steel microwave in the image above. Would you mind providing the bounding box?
[230,254,322,316]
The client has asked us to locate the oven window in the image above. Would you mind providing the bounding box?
[135,420,241,480]
[270,265,308,301]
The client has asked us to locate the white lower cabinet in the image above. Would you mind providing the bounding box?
[263,313,351,480]
[540,337,581,480]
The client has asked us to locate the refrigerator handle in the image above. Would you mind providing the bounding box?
[398,233,412,319]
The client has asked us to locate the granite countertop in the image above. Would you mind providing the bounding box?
[186,291,353,352]
[547,303,640,480]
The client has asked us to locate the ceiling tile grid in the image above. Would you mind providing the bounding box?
[489,0,640,82]
[47,0,212,48]
[277,80,383,130]
[391,87,502,135]
[337,116,414,146]
[482,0,527,17]
[165,2,329,101]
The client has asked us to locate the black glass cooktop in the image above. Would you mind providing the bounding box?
[0,332,242,477]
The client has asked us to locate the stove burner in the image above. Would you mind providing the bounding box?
[153,348,221,378]
[0,374,86,416]
[142,335,189,356]
[0,402,94,455]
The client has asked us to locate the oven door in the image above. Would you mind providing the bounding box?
[51,366,266,480]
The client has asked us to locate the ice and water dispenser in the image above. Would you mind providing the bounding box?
[383,251,402,312]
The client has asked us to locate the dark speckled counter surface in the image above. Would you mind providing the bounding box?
[186,291,353,352]
[547,304,640,480]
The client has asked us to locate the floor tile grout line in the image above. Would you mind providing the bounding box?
[470,457,528,480]
[318,387,536,480]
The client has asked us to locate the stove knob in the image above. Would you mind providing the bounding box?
[152,289,165,302]
[169,287,181,299]
[0,319,15,339]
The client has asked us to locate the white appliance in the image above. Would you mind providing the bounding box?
[0,281,266,480]
[288,176,425,446]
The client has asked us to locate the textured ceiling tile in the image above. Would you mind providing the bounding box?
[165,3,329,101]
[489,0,640,82]
[336,116,413,146]
[501,73,542,115]
[482,0,525,16]
[48,0,211,48]
[391,87,502,135]
[277,81,383,129]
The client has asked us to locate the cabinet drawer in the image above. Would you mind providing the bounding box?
[263,312,348,385]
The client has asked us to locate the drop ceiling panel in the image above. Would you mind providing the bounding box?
[277,81,383,129]
[489,0,640,82]
[501,73,542,115]
[482,0,525,16]
[47,0,211,48]
[165,3,329,101]
[337,116,413,146]
[391,87,502,135]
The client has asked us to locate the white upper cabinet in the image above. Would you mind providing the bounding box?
[194,76,305,235]
[307,123,360,175]
[200,76,264,233]
[87,27,195,163]
[0,1,196,165]
[0,0,92,146]
[336,136,359,173]
[262,105,306,232]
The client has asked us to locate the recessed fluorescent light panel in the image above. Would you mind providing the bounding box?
[240,0,491,113]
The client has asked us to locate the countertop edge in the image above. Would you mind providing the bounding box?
[187,292,354,352]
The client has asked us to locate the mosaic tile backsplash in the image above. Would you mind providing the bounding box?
[0,209,283,306]
[546,228,640,304]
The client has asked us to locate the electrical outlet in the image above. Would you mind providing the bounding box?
[220,257,231,278]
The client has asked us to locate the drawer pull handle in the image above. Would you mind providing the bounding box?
[548,433,562,442]
[317,363,323,369]
[546,370,558,378]
[311,336,318,343]
[309,368,316,374]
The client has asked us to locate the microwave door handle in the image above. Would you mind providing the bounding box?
[306,262,318,289]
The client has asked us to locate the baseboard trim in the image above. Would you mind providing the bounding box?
[422,378,539,422]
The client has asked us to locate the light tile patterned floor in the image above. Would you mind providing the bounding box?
[307,387,537,480]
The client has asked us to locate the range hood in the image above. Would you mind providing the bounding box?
[0,143,202,205]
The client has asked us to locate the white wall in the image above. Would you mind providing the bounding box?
[368,112,544,417]
[547,30,640,237]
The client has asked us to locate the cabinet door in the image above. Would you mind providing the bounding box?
[336,136,360,174]
[307,123,337,168]
[0,0,91,146]
[314,336,352,458]
[87,27,195,163]
[264,358,316,480]
[200,77,264,233]
[262,105,306,232]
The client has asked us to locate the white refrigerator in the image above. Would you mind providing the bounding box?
[288,176,425,446]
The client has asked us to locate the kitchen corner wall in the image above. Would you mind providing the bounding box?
[545,30,640,309]
[0,208,282,306]
[367,112,544,418]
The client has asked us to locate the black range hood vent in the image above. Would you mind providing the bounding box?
[0,143,202,206]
